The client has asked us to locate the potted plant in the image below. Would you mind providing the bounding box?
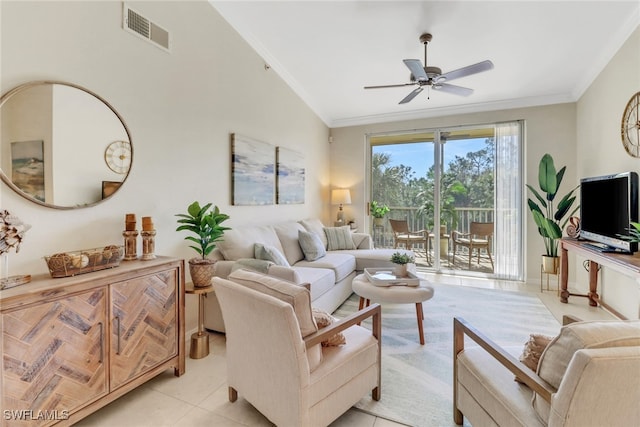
[176,201,230,287]
[526,153,579,274]
[371,201,390,227]
[390,251,415,277]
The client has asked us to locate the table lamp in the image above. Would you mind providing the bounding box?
[331,189,351,224]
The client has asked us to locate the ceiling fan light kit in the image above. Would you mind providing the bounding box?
[364,33,494,104]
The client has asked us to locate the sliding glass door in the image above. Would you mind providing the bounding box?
[368,122,523,280]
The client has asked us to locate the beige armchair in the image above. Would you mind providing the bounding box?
[213,272,381,427]
[453,316,640,427]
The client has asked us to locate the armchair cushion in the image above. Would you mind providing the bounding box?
[228,269,318,337]
[299,230,327,261]
[533,320,640,421]
[324,226,356,250]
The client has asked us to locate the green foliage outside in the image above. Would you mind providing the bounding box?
[372,138,495,231]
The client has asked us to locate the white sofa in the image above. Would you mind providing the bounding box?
[204,218,413,332]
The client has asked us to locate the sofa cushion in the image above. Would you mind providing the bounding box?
[294,253,356,283]
[254,243,290,267]
[292,267,335,301]
[299,230,326,261]
[533,320,640,421]
[217,225,284,261]
[228,269,318,338]
[324,226,356,250]
[300,218,328,248]
[273,221,306,265]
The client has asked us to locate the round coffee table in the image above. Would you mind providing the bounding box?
[351,273,434,345]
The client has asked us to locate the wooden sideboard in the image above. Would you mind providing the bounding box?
[560,238,640,319]
[0,257,185,426]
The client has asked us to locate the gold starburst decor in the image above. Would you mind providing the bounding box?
[0,210,32,289]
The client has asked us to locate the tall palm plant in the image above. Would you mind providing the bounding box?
[526,154,579,258]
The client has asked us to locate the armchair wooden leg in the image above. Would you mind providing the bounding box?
[229,386,238,402]
[416,302,425,345]
[372,386,380,401]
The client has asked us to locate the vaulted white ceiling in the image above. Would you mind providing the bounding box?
[211,1,640,128]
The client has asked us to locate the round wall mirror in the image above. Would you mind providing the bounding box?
[0,81,132,209]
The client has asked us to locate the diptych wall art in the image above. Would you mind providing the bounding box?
[231,134,275,205]
[276,147,305,204]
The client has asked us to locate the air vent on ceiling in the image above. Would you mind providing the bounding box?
[123,4,170,52]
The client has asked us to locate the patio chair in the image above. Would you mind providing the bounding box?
[388,218,430,262]
[451,222,494,271]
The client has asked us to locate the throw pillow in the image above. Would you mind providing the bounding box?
[312,307,347,347]
[514,333,553,384]
[299,218,328,248]
[254,243,290,267]
[298,230,326,261]
[231,258,274,274]
[324,226,356,250]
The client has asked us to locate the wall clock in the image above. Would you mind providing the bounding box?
[105,140,132,174]
[621,91,640,158]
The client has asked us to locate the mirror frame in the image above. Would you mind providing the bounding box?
[0,80,133,210]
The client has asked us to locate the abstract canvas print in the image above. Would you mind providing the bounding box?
[11,140,45,202]
[276,147,305,204]
[231,134,275,205]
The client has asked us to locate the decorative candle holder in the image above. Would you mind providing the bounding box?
[123,230,139,260]
[141,230,157,260]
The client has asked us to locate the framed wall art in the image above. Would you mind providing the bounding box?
[276,147,305,204]
[231,134,275,205]
[11,140,45,202]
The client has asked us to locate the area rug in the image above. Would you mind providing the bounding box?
[333,282,561,427]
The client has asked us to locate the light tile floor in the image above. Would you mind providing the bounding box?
[75,273,614,427]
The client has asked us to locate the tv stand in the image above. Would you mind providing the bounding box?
[560,238,640,319]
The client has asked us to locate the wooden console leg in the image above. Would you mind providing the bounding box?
[229,387,238,402]
[560,244,569,303]
[588,260,599,307]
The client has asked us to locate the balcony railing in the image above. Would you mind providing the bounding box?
[372,206,494,250]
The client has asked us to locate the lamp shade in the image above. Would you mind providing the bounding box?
[331,189,351,205]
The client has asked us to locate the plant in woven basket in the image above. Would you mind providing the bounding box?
[176,201,230,287]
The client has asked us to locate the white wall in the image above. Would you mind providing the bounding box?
[575,26,640,319]
[0,1,330,331]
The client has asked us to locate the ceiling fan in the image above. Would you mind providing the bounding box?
[364,33,494,104]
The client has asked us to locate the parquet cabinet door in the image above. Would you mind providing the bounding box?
[1,289,108,426]
[109,269,178,389]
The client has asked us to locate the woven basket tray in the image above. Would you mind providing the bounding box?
[44,245,124,278]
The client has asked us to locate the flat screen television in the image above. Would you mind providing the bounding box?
[579,171,639,253]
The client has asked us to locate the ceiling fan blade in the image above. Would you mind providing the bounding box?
[399,87,423,104]
[364,83,416,89]
[433,83,473,96]
[403,59,428,81]
[438,60,494,82]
